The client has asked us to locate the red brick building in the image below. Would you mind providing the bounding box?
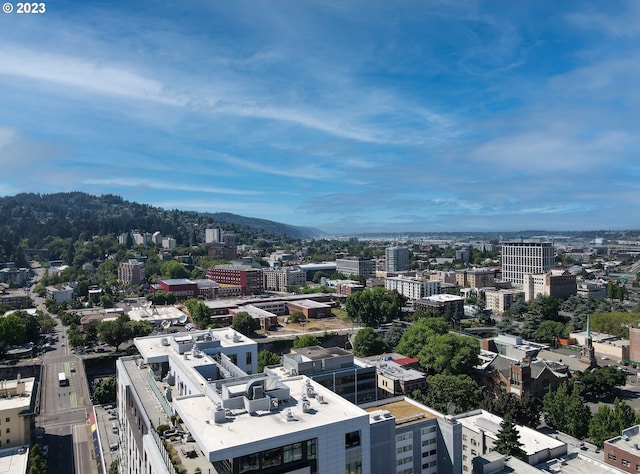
[207,265,263,295]
[604,425,640,473]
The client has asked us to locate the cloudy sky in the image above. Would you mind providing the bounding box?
[1,1,639,234]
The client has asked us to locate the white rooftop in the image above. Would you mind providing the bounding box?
[0,446,29,474]
[128,305,188,325]
[173,375,368,462]
[455,410,565,456]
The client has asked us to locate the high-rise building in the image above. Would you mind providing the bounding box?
[523,270,577,301]
[385,246,409,272]
[118,259,145,284]
[205,228,222,244]
[501,242,555,285]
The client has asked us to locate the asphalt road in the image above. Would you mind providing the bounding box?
[29,267,98,474]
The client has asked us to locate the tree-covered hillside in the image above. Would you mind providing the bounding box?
[0,192,319,262]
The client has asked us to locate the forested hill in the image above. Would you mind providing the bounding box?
[0,192,322,250]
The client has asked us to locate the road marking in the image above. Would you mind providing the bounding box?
[70,392,78,408]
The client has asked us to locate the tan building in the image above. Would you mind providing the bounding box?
[263,266,306,292]
[523,270,577,302]
[0,376,37,449]
[483,289,525,314]
[117,259,145,284]
[455,269,495,288]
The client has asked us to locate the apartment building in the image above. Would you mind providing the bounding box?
[116,329,371,474]
[455,269,495,289]
[386,247,410,272]
[385,276,441,301]
[483,289,525,314]
[414,294,465,318]
[604,424,640,473]
[263,266,306,292]
[0,376,37,449]
[274,346,378,405]
[117,259,146,284]
[453,410,566,473]
[501,242,555,285]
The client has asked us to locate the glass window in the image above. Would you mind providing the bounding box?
[307,439,316,460]
[346,431,361,448]
[238,454,259,473]
[283,442,303,463]
[261,448,282,468]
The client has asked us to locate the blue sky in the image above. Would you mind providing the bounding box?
[1,1,639,234]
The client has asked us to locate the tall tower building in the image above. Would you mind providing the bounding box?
[205,228,222,244]
[385,246,409,272]
[501,241,554,285]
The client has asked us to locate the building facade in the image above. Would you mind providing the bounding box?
[263,266,306,292]
[0,376,37,449]
[118,259,146,284]
[483,289,525,314]
[336,258,376,280]
[116,329,371,474]
[208,265,264,295]
[386,247,410,273]
[414,294,465,318]
[501,242,555,285]
[523,270,577,302]
[455,269,495,289]
[384,276,441,301]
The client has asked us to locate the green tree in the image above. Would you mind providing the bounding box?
[344,287,405,327]
[230,312,259,337]
[413,374,482,415]
[543,383,591,438]
[493,416,526,459]
[481,392,540,428]
[382,324,405,351]
[27,443,47,474]
[185,298,211,329]
[589,399,640,447]
[575,366,627,400]
[533,320,567,344]
[100,294,114,308]
[353,327,385,357]
[108,460,119,474]
[98,314,134,349]
[93,376,117,404]
[293,334,319,349]
[395,317,449,358]
[258,350,281,372]
[288,311,306,323]
[161,260,190,279]
[416,332,480,375]
[0,313,27,345]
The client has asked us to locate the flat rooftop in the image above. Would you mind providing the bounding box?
[0,446,29,474]
[455,410,565,456]
[364,398,439,427]
[173,376,368,462]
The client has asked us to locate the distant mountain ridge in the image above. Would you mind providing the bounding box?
[202,212,323,240]
[0,192,323,248]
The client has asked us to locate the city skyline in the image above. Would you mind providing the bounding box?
[1,1,639,234]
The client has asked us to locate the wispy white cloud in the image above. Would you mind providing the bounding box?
[82,178,262,196]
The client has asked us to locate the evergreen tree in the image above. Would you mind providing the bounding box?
[493,416,526,460]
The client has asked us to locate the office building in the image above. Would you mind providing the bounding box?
[501,242,555,285]
[336,258,376,280]
[414,294,465,318]
[386,247,410,272]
